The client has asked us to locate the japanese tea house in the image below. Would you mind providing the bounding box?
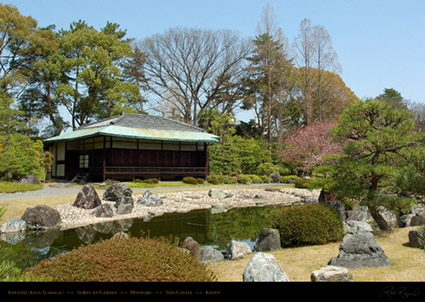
[43,113,219,182]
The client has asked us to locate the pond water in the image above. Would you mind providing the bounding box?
[0,205,285,270]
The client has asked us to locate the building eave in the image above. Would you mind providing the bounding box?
[43,125,220,144]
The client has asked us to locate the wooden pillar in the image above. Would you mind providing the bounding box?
[54,143,58,178]
[102,136,106,182]
[204,143,209,180]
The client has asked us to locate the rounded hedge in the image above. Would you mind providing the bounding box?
[271,203,344,247]
[183,176,198,185]
[25,236,217,282]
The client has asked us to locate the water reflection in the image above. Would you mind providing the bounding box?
[1,205,285,270]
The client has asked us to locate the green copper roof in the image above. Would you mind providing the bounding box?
[43,125,219,143]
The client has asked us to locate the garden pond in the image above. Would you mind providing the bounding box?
[1,205,286,270]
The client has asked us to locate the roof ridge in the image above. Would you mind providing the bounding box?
[78,112,205,132]
[78,115,120,129]
[157,115,205,132]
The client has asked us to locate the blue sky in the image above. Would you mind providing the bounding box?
[5,0,425,106]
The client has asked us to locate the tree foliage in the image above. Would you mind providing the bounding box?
[242,7,295,145]
[313,99,424,230]
[209,135,272,175]
[57,20,140,129]
[0,3,39,92]
[281,120,343,175]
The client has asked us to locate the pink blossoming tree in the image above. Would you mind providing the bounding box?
[280,120,343,175]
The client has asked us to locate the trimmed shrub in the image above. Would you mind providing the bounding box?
[260,175,270,183]
[249,174,263,184]
[25,237,217,282]
[294,178,310,188]
[105,179,120,185]
[208,178,220,185]
[142,178,159,184]
[256,162,278,176]
[196,178,205,184]
[183,177,198,185]
[238,174,252,184]
[281,175,301,183]
[208,174,237,184]
[134,178,142,183]
[277,166,292,176]
[271,203,344,247]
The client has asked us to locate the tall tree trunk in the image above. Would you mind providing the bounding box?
[45,83,63,136]
[367,170,392,230]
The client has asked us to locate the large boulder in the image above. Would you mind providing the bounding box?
[348,205,397,230]
[137,190,162,207]
[372,206,398,230]
[73,184,102,209]
[0,218,27,233]
[400,204,425,227]
[410,213,425,226]
[18,175,39,185]
[208,189,233,200]
[116,203,134,215]
[347,206,373,223]
[92,204,114,218]
[311,265,354,282]
[253,228,281,252]
[21,205,61,229]
[103,183,133,202]
[408,229,425,248]
[243,252,289,282]
[228,240,251,260]
[345,220,373,235]
[115,195,135,209]
[328,231,391,269]
[201,246,224,263]
[182,237,201,261]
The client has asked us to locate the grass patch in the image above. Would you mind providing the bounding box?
[0,194,77,224]
[207,226,425,282]
[91,181,213,191]
[0,181,43,193]
[94,181,295,190]
[126,181,212,188]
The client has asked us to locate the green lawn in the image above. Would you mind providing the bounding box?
[92,181,215,191]
[0,181,43,193]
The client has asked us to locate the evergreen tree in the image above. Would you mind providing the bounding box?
[57,20,140,129]
[377,88,407,110]
[314,99,424,230]
[243,32,295,145]
[0,90,45,180]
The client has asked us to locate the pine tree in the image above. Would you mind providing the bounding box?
[315,98,424,230]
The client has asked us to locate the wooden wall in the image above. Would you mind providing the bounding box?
[88,149,207,168]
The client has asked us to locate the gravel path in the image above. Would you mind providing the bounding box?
[0,183,95,200]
